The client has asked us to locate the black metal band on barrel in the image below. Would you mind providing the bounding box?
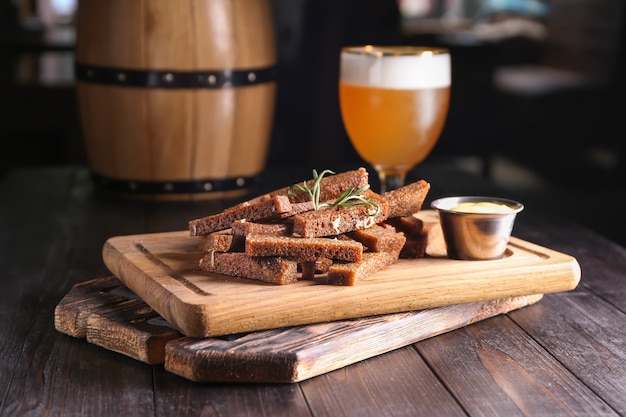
[75,62,277,89]
[91,173,260,195]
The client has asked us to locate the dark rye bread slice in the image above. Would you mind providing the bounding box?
[384,180,431,218]
[245,167,369,205]
[415,210,447,258]
[384,215,424,238]
[231,220,292,237]
[291,190,390,238]
[281,201,315,216]
[384,215,427,259]
[399,237,427,259]
[327,250,401,286]
[199,252,298,285]
[189,195,293,236]
[300,258,333,280]
[347,224,407,253]
[197,231,245,253]
[384,211,444,259]
[245,235,364,262]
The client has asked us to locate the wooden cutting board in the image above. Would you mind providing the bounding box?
[55,276,543,383]
[102,219,580,338]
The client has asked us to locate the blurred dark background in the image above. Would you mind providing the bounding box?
[1,0,625,243]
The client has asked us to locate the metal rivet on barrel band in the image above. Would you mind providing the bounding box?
[76,62,277,89]
[91,173,259,195]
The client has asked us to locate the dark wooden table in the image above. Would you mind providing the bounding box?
[1,162,625,416]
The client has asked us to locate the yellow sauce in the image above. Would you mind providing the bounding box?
[450,201,514,214]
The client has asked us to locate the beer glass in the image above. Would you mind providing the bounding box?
[339,46,451,192]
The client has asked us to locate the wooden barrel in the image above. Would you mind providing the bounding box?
[75,0,277,200]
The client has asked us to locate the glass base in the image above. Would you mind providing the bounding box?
[376,169,407,193]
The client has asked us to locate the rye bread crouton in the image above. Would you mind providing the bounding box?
[384,216,424,238]
[388,211,444,258]
[189,195,293,236]
[327,250,401,286]
[399,237,427,259]
[347,224,407,253]
[198,231,244,253]
[300,258,333,280]
[245,235,364,262]
[291,190,389,238]
[230,220,292,237]
[246,167,369,205]
[384,180,431,218]
[414,210,447,258]
[384,215,427,258]
[199,252,298,285]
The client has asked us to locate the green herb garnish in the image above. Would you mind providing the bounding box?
[320,184,380,216]
[289,169,334,210]
[289,169,380,215]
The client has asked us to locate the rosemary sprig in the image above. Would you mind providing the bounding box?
[289,169,380,215]
[320,184,380,216]
[289,169,335,210]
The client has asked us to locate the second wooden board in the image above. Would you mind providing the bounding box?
[54,276,543,383]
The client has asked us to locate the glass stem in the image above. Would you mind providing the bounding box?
[378,171,406,193]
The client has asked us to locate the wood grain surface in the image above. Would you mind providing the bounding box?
[6,165,626,417]
[102,216,581,337]
[54,276,543,383]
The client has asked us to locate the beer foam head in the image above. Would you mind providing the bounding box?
[340,46,451,89]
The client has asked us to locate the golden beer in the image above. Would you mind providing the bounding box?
[339,83,449,169]
[339,46,451,192]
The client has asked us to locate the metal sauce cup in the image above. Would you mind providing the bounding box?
[431,196,524,260]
